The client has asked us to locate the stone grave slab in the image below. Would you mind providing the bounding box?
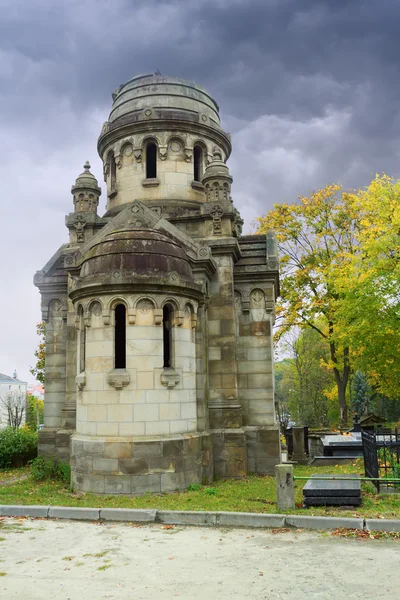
[304,496,362,506]
[303,474,361,507]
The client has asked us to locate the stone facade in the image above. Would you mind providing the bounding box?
[34,74,280,494]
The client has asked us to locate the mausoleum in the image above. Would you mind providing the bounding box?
[34,74,280,494]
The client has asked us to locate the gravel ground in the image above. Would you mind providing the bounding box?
[0,517,399,599]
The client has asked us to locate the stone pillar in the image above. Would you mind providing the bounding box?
[207,250,246,478]
[292,427,308,464]
[275,464,295,511]
[62,297,77,430]
[237,284,281,475]
[208,254,241,428]
[38,298,67,459]
[42,299,67,428]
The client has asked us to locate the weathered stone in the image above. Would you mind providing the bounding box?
[276,464,295,511]
[35,73,280,495]
[119,458,149,475]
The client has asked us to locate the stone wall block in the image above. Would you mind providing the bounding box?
[119,458,149,475]
[148,456,176,472]
[163,439,184,457]
[104,442,132,459]
[104,475,133,494]
[161,471,186,492]
[132,441,162,458]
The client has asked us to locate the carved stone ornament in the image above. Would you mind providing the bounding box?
[198,245,209,258]
[75,373,86,391]
[184,305,191,318]
[64,255,74,266]
[124,145,133,156]
[184,147,193,163]
[210,204,223,219]
[107,369,130,390]
[49,299,62,316]
[74,215,86,242]
[137,299,154,313]
[116,155,122,169]
[90,301,102,316]
[159,146,167,160]
[132,205,140,214]
[134,148,142,163]
[170,140,181,152]
[160,368,180,389]
[234,291,242,312]
[267,258,278,270]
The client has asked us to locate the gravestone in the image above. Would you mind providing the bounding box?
[292,427,308,464]
[303,474,361,506]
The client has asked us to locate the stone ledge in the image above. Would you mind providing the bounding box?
[48,506,101,520]
[285,515,364,530]
[218,512,285,528]
[1,506,400,532]
[156,510,217,526]
[365,519,400,532]
[100,508,157,522]
[0,505,50,518]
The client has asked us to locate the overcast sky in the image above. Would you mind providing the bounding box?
[1,0,399,383]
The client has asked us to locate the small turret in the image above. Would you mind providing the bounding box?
[66,162,104,245]
[202,149,233,204]
[71,161,101,214]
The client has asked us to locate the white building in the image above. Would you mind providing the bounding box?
[0,372,27,429]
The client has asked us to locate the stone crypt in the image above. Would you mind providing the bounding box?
[34,74,280,494]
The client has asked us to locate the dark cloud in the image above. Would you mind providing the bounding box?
[1,0,400,380]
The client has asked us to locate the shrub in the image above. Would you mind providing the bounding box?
[30,456,71,486]
[0,426,38,469]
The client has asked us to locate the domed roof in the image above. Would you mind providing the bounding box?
[107,73,221,129]
[80,227,193,282]
[71,161,101,195]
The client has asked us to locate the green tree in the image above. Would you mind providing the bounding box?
[350,371,374,417]
[258,184,359,425]
[30,322,45,385]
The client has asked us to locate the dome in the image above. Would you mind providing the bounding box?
[106,74,220,130]
[80,228,193,281]
[71,161,101,195]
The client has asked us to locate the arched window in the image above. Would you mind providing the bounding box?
[114,304,126,369]
[163,304,173,368]
[146,143,157,179]
[109,153,117,191]
[78,307,85,373]
[193,145,203,182]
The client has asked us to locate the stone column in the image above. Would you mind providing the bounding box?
[208,254,241,428]
[207,249,246,478]
[38,298,67,459]
[62,297,77,430]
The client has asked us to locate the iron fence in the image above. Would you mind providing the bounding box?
[361,428,400,492]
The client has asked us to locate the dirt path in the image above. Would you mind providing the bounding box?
[0,518,399,599]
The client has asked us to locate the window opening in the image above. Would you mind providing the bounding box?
[146,143,157,179]
[78,309,85,373]
[163,304,173,368]
[110,153,117,190]
[115,304,126,369]
[193,145,203,182]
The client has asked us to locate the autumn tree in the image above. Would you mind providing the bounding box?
[30,322,45,385]
[276,329,334,428]
[258,184,360,425]
[334,175,400,399]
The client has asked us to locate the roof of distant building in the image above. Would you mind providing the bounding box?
[0,373,27,385]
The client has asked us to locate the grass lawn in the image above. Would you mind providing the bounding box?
[0,460,399,519]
